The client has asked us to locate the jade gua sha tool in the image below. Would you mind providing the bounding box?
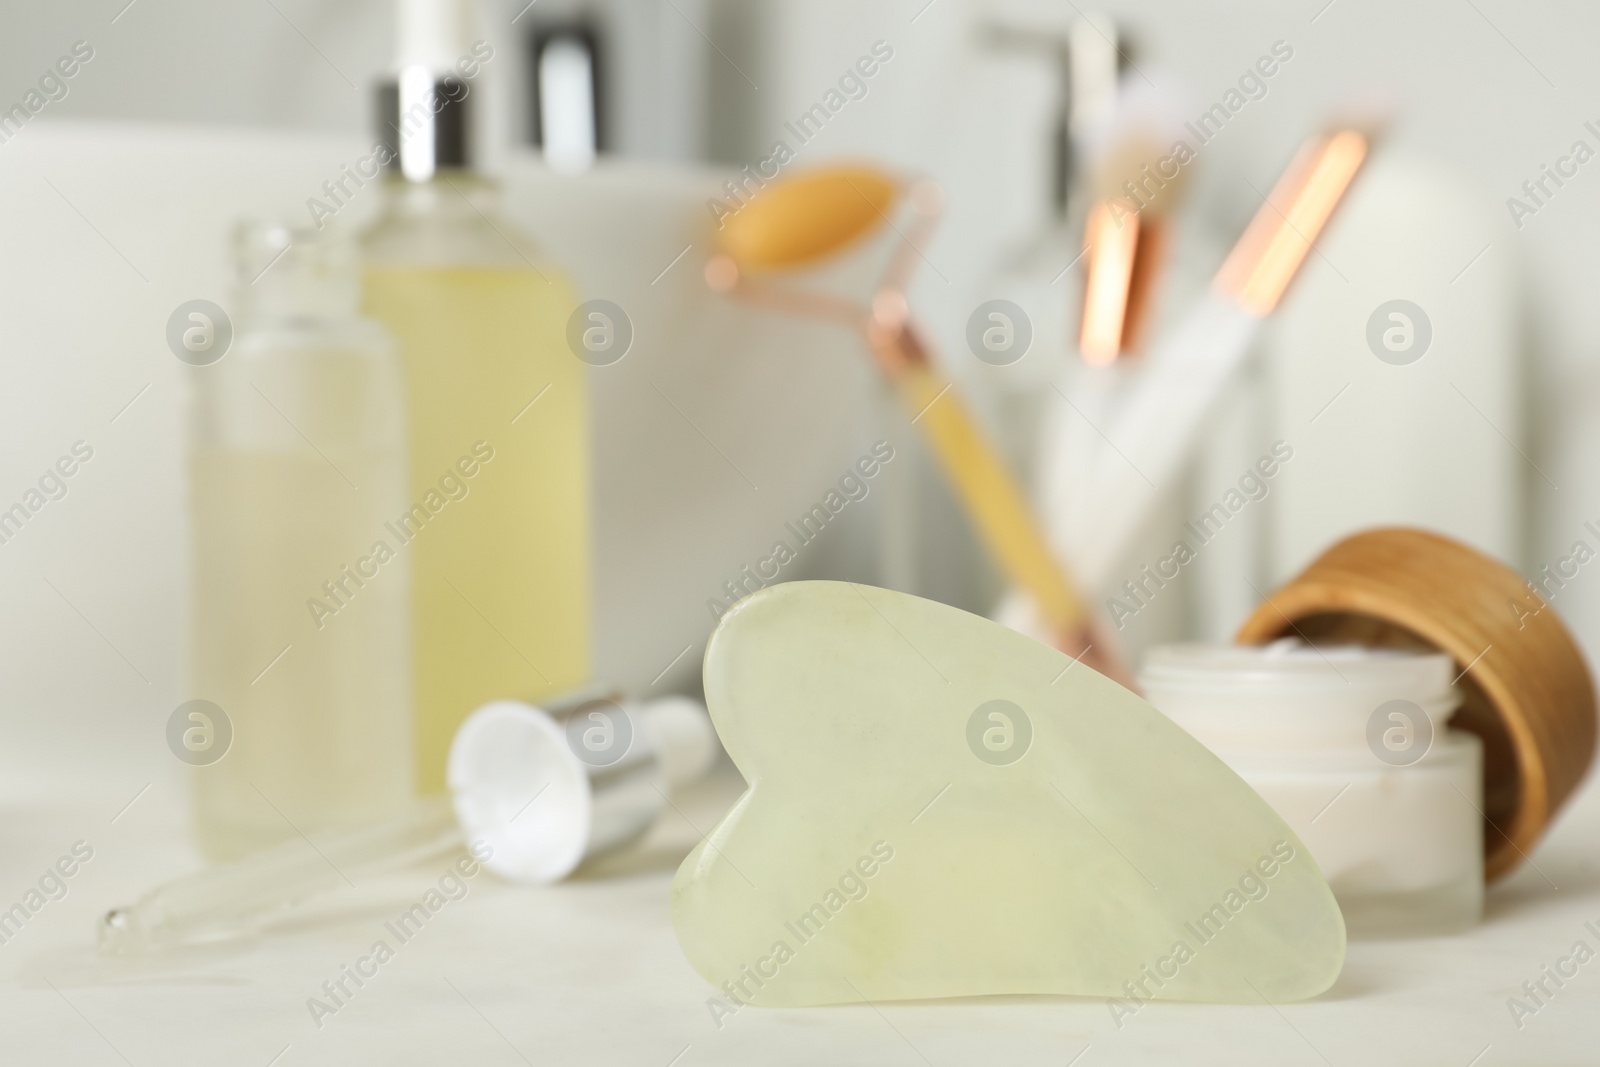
[672,581,1345,1007]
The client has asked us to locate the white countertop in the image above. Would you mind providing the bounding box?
[3,746,1599,1067]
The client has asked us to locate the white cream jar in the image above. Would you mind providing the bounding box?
[1140,639,1483,936]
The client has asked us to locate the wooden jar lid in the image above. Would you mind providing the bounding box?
[1235,527,1597,882]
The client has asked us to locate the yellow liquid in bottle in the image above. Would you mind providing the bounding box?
[363,265,589,791]
[191,448,412,860]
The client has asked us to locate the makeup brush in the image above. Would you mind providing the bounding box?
[1071,128,1370,589]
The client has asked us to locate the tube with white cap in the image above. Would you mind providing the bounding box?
[98,690,717,954]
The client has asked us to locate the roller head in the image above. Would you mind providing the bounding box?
[716,167,900,272]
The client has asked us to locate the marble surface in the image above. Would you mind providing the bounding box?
[2,746,1599,1067]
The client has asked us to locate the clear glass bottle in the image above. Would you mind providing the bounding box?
[362,74,588,793]
[189,222,412,861]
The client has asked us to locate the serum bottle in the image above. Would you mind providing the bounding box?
[190,223,412,860]
[362,0,590,791]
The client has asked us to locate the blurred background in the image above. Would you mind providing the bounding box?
[3,0,1593,784]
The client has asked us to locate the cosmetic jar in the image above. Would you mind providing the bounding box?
[1235,527,1597,885]
[1142,640,1481,936]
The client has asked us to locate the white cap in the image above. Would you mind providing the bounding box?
[447,696,717,884]
[395,0,474,72]
[448,701,592,884]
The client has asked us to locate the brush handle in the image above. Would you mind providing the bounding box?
[1066,296,1261,589]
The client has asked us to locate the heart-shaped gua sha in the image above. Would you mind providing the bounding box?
[672,581,1345,1011]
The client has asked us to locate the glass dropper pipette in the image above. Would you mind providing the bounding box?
[100,693,715,954]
